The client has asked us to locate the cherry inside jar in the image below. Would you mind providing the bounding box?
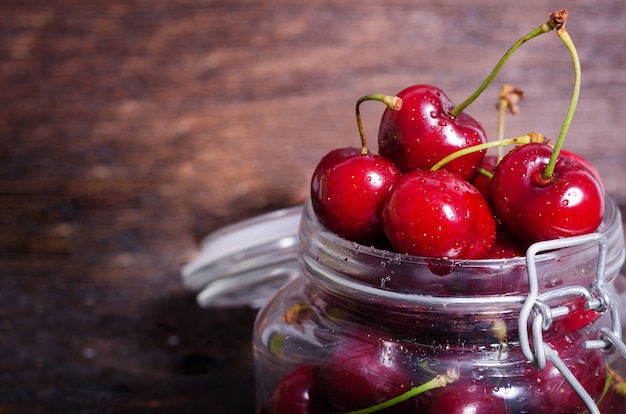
[253,197,626,414]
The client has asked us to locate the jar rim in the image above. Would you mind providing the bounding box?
[299,196,625,306]
[302,195,622,268]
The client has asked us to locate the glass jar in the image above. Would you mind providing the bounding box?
[253,196,626,414]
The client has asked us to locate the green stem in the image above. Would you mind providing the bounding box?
[477,167,494,180]
[594,366,615,409]
[449,10,567,118]
[338,368,459,414]
[356,94,403,154]
[430,132,545,171]
[542,26,581,179]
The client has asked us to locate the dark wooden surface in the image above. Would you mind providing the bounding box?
[1,1,626,412]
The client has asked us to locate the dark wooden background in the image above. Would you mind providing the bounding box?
[1,0,625,412]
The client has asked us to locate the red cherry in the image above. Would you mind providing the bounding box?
[551,296,601,333]
[471,154,498,203]
[311,147,401,244]
[427,380,506,413]
[597,385,626,412]
[382,169,496,259]
[378,84,487,180]
[560,148,605,195]
[483,229,528,259]
[261,364,326,414]
[502,334,606,413]
[318,327,418,412]
[491,143,605,243]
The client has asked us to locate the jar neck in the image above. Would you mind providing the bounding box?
[298,198,624,343]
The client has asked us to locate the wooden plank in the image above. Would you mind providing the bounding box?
[0,1,625,411]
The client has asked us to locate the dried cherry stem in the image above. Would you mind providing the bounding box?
[496,90,508,161]
[338,367,460,414]
[496,84,524,161]
[356,95,403,154]
[430,132,545,172]
[449,10,567,118]
[542,24,580,180]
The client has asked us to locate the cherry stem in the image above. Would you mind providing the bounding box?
[449,10,567,118]
[356,94,403,154]
[496,84,524,162]
[542,25,580,180]
[430,132,545,171]
[596,367,616,407]
[496,92,508,161]
[339,368,460,414]
[477,167,494,180]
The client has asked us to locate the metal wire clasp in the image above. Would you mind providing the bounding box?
[517,232,625,414]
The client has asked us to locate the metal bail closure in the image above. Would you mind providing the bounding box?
[518,232,612,414]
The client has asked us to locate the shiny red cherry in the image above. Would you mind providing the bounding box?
[382,169,496,259]
[310,147,401,244]
[483,229,528,259]
[378,84,487,180]
[597,385,626,413]
[427,380,506,413]
[260,364,326,414]
[318,327,418,412]
[471,154,498,203]
[560,148,605,195]
[491,143,605,243]
[501,334,606,413]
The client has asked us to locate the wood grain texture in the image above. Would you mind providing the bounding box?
[1,0,625,411]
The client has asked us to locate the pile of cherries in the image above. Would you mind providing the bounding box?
[260,10,622,414]
[260,326,611,414]
[310,10,605,260]
[310,81,604,260]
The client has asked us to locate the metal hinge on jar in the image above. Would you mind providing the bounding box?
[518,232,626,414]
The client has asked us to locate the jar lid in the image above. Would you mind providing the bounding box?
[181,205,302,308]
[182,197,625,308]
